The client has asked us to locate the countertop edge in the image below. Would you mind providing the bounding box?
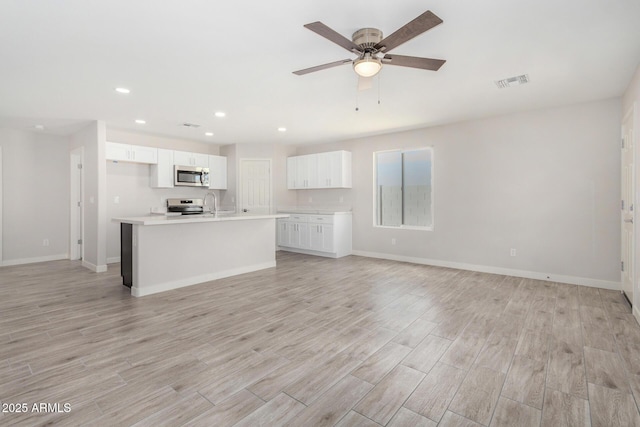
[113,213,289,226]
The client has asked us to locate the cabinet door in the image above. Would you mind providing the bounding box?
[106,142,131,161]
[326,151,343,188]
[208,155,227,189]
[316,152,331,188]
[277,220,291,247]
[287,157,297,189]
[320,225,334,252]
[309,224,323,250]
[295,155,309,188]
[149,149,174,188]
[173,150,192,166]
[130,145,158,164]
[297,223,310,249]
[192,153,209,168]
[309,224,334,252]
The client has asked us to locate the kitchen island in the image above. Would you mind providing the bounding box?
[113,213,289,297]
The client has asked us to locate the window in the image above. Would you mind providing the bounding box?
[375,148,433,229]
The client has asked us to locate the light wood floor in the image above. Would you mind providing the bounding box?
[2,252,640,426]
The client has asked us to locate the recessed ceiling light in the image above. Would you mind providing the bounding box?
[278,127,287,132]
[135,119,146,124]
[205,132,214,136]
[34,124,45,130]
[214,112,226,118]
[115,87,130,94]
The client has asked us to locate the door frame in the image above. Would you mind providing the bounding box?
[70,146,84,261]
[238,158,272,213]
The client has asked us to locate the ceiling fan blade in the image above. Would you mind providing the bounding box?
[382,54,446,71]
[293,59,353,75]
[304,21,362,53]
[374,11,443,53]
[358,76,373,91]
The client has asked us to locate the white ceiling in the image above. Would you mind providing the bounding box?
[1,0,639,145]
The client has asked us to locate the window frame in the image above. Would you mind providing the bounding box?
[372,147,434,231]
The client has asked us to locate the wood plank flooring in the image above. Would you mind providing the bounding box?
[1,252,640,426]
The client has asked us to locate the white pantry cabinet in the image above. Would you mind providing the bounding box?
[149,149,174,188]
[277,212,351,258]
[106,142,158,164]
[208,155,227,190]
[287,151,351,189]
[173,150,209,168]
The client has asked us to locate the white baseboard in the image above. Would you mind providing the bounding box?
[107,256,121,264]
[1,253,69,267]
[351,250,621,291]
[131,261,276,297]
[81,260,108,273]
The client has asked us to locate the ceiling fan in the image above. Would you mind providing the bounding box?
[293,10,446,84]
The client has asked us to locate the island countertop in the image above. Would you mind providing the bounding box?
[113,212,289,226]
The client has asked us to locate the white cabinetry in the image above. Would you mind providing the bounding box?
[174,150,209,168]
[287,151,351,189]
[106,142,158,164]
[208,155,227,190]
[277,213,351,258]
[149,149,174,188]
[308,216,334,252]
[287,157,297,189]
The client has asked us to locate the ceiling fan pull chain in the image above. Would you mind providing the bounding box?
[378,74,381,105]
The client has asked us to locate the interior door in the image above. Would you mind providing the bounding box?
[240,159,271,214]
[622,106,635,305]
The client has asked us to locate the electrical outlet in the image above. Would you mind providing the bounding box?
[231,196,235,203]
[43,239,49,246]
[89,196,95,204]
[308,197,312,203]
[510,248,517,257]
[391,238,396,245]
[114,196,120,204]
[339,196,344,203]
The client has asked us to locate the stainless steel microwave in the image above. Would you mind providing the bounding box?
[174,165,209,187]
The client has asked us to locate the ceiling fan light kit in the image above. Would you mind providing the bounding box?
[354,54,382,77]
[293,10,446,79]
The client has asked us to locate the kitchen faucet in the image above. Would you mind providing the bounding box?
[204,191,217,214]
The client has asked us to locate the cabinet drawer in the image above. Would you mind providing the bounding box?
[309,215,333,224]
[288,215,309,222]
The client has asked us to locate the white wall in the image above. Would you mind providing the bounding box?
[0,128,70,264]
[296,98,621,286]
[220,144,237,208]
[71,121,107,272]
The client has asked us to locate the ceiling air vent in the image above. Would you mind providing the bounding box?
[181,123,201,128]
[495,74,529,89]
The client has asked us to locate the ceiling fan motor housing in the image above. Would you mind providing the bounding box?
[352,28,383,50]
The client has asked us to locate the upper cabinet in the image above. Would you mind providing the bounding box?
[287,150,352,189]
[208,155,227,190]
[174,150,209,168]
[106,142,158,164]
[149,149,174,188]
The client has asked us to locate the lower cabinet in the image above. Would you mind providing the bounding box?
[277,213,351,258]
